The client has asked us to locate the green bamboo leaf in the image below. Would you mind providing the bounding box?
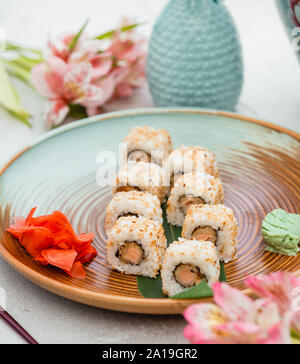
[171,280,213,299]
[0,61,31,126]
[162,203,181,246]
[219,261,227,282]
[69,18,90,50]
[171,262,227,299]
[94,23,143,40]
[137,261,227,299]
[137,274,165,298]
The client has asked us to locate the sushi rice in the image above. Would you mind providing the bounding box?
[182,204,238,263]
[161,239,220,297]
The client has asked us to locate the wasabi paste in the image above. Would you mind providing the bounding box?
[262,209,300,256]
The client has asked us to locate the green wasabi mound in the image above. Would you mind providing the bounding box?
[262,209,300,256]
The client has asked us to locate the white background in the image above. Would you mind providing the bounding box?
[0,0,299,344]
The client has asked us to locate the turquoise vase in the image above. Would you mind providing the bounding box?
[147,0,243,111]
[275,0,300,62]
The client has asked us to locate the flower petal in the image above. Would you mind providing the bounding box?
[44,57,68,95]
[213,282,256,322]
[91,55,113,80]
[31,57,67,98]
[76,74,115,110]
[63,61,93,101]
[31,63,58,98]
[115,82,134,98]
[183,303,228,343]
[254,299,281,329]
[246,272,300,314]
[45,100,69,128]
[215,321,261,344]
[258,314,292,345]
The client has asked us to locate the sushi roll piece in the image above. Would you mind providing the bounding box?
[182,204,238,263]
[107,216,167,278]
[113,162,169,203]
[167,172,224,227]
[166,145,219,186]
[161,239,220,296]
[104,191,163,233]
[123,126,173,165]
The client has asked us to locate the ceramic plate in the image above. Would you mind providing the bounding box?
[0,108,300,314]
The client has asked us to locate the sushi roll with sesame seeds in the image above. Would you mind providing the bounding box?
[161,239,220,296]
[104,191,163,233]
[106,216,167,278]
[113,161,169,203]
[166,145,219,186]
[167,172,224,227]
[123,126,173,165]
[182,204,238,263]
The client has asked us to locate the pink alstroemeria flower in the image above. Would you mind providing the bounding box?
[32,19,146,128]
[113,58,146,98]
[47,32,85,61]
[31,57,115,127]
[109,17,146,97]
[69,39,113,80]
[183,282,291,344]
[109,18,146,64]
[246,272,300,337]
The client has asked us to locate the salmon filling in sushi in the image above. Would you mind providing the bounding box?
[117,241,145,265]
[161,239,220,296]
[174,264,204,288]
[192,226,218,244]
[107,216,167,278]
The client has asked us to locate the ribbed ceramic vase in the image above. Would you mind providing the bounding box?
[147,0,243,111]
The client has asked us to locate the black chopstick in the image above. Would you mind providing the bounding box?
[0,309,38,344]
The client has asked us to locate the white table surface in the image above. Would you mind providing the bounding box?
[0,0,299,344]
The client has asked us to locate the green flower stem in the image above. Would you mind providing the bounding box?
[2,60,32,86]
[0,60,31,127]
[94,23,145,40]
[5,41,43,56]
[11,55,43,71]
[69,18,90,50]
